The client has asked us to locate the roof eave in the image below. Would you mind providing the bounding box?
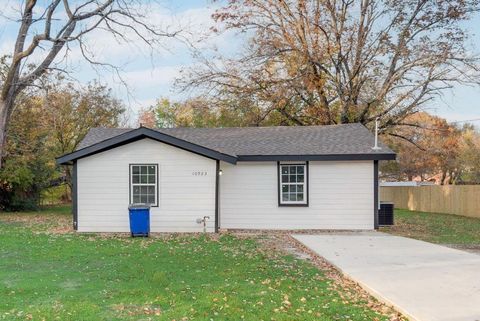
[56,127,238,165]
[236,153,396,161]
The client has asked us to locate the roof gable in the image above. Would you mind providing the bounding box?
[56,127,238,165]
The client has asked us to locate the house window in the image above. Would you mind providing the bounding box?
[279,163,308,206]
[130,164,158,206]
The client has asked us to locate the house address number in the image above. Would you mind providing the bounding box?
[192,171,208,176]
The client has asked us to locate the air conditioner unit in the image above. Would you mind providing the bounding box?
[379,202,394,226]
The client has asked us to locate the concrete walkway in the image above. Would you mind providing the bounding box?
[293,232,480,321]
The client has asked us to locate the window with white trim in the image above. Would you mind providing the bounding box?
[130,164,158,206]
[279,163,307,205]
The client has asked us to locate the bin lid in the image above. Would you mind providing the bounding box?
[129,204,151,210]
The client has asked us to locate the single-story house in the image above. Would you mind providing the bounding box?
[57,123,395,233]
[380,181,435,187]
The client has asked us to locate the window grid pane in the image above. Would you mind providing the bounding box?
[280,164,306,204]
[131,165,157,206]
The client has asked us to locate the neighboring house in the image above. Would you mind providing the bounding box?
[380,181,435,187]
[57,123,395,232]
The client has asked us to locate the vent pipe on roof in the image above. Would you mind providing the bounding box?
[372,117,382,150]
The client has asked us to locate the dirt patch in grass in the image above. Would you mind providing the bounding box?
[112,304,162,317]
[0,211,72,233]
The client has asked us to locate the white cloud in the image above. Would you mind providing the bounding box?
[134,98,158,109]
[122,65,181,89]
[0,0,21,25]
[0,0,241,127]
[0,38,14,56]
[59,4,221,64]
[433,111,480,124]
[104,64,184,118]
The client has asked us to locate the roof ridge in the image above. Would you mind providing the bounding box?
[90,123,364,131]
[156,123,363,130]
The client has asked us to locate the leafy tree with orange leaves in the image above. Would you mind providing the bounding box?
[380,113,480,185]
[180,0,480,137]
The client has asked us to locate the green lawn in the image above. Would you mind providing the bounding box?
[0,207,390,321]
[381,209,480,245]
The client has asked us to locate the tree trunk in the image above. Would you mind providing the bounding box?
[65,165,72,202]
[440,169,447,185]
[0,98,11,169]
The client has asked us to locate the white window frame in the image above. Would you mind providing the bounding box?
[278,162,308,206]
[130,164,158,207]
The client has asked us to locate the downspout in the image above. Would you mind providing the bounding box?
[374,160,379,229]
[372,117,381,229]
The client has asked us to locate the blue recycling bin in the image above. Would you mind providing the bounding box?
[128,205,150,237]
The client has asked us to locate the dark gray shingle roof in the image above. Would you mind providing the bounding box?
[77,123,394,157]
[78,128,131,149]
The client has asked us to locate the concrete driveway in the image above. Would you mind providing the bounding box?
[293,232,480,321]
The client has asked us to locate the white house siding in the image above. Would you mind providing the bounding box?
[77,138,216,232]
[219,161,374,230]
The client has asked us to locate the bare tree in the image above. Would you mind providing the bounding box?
[0,0,179,167]
[179,0,480,138]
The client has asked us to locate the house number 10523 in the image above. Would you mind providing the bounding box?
[192,171,208,176]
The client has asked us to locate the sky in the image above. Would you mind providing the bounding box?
[0,0,479,126]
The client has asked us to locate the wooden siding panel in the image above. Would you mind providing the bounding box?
[77,138,216,232]
[220,161,374,230]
